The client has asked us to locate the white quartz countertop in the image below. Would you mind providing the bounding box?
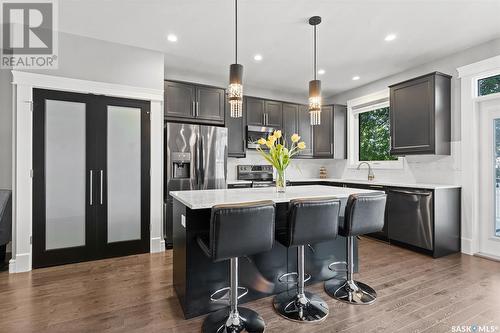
[227,178,460,190]
[170,185,381,209]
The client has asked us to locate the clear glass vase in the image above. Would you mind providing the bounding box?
[275,168,286,193]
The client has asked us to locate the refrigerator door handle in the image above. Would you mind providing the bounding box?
[199,134,205,189]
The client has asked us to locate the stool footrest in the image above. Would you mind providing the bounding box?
[328,261,348,272]
[278,272,311,284]
[209,286,249,303]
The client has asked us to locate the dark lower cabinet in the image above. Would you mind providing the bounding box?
[226,101,246,157]
[389,72,451,155]
[291,181,461,258]
[165,80,225,125]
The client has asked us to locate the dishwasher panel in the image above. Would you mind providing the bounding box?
[387,189,433,250]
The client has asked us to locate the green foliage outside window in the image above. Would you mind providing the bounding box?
[479,74,500,96]
[359,107,397,161]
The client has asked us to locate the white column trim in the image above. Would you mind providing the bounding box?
[10,71,164,273]
[458,54,500,255]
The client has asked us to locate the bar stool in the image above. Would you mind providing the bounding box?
[197,201,275,333]
[273,198,341,323]
[324,193,387,305]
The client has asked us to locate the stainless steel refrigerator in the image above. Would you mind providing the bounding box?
[164,123,227,247]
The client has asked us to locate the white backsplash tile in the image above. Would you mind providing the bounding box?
[229,141,461,186]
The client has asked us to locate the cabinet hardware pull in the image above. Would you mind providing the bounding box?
[192,101,196,116]
[100,170,104,205]
[196,102,199,116]
[89,170,93,206]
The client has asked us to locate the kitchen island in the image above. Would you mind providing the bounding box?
[170,185,382,318]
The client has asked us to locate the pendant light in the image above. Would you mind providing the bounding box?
[308,16,322,125]
[228,0,243,118]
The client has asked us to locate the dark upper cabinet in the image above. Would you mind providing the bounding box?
[389,72,451,155]
[265,100,283,128]
[246,97,283,128]
[226,100,246,158]
[165,81,195,119]
[332,104,347,159]
[281,103,314,158]
[298,105,313,157]
[164,80,225,125]
[196,86,225,122]
[313,105,334,158]
[246,97,265,126]
[282,103,298,137]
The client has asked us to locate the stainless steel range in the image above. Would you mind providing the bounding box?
[237,165,275,188]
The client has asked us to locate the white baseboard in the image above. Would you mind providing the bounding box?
[461,237,474,255]
[9,253,31,273]
[150,237,164,253]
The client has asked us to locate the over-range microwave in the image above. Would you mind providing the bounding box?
[246,125,277,149]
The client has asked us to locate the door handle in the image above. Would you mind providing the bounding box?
[100,170,104,205]
[192,101,196,116]
[89,170,93,206]
[196,102,199,116]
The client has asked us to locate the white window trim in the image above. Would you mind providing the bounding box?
[347,89,404,169]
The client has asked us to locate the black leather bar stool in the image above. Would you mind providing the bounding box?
[273,198,341,323]
[325,193,386,305]
[197,201,275,333]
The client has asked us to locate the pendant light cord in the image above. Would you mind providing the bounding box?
[313,25,317,80]
[235,0,238,64]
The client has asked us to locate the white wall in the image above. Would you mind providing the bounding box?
[326,38,500,185]
[0,69,12,190]
[0,32,164,191]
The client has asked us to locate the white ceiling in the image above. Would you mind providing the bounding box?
[59,0,500,98]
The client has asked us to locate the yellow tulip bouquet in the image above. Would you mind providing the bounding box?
[256,130,306,192]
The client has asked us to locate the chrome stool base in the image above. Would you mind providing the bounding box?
[273,290,329,323]
[202,307,265,333]
[324,278,377,305]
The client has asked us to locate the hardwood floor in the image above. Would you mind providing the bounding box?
[0,238,499,333]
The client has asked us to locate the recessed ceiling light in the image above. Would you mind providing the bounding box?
[253,54,263,61]
[167,34,178,42]
[352,76,360,81]
[384,33,396,42]
[318,69,326,75]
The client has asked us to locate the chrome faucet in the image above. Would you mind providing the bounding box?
[357,162,375,181]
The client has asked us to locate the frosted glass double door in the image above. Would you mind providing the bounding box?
[32,89,150,268]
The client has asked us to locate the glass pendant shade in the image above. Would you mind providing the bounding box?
[228,63,243,118]
[309,79,322,125]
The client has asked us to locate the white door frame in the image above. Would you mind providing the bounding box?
[9,70,165,273]
[458,54,500,255]
[478,100,500,257]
